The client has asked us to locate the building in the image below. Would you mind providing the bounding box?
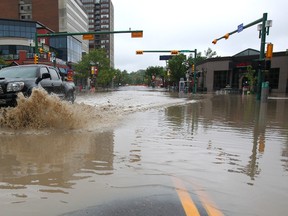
[0,0,89,63]
[196,49,288,94]
[0,18,69,70]
[81,0,114,67]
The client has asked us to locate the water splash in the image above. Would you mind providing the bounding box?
[0,88,84,130]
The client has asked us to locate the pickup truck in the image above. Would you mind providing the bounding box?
[0,64,76,107]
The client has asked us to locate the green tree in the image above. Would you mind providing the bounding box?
[130,70,145,85]
[167,54,187,83]
[245,65,257,93]
[145,66,165,86]
[98,67,116,88]
[0,57,7,68]
[75,49,111,87]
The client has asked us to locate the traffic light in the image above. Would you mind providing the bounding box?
[266,43,273,59]
[192,64,195,71]
[136,50,143,55]
[224,33,229,40]
[34,54,39,64]
[39,48,44,54]
[171,50,179,55]
[131,31,143,38]
[212,39,217,44]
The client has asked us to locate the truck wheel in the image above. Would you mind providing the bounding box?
[66,91,75,104]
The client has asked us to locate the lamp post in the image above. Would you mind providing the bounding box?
[28,39,34,55]
[212,13,272,100]
[256,13,272,100]
[192,49,197,94]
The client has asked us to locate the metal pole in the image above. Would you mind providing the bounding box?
[256,13,267,100]
[193,49,197,94]
[35,33,38,54]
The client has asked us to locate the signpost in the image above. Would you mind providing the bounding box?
[212,13,272,100]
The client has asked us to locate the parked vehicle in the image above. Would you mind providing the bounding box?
[0,64,75,107]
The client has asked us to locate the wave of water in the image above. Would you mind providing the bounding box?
[0,87,193,134]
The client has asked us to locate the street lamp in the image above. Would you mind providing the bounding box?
[28,39,34,55]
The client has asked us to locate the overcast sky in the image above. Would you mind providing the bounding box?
[112,0,287,72]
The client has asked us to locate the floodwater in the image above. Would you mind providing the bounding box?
[0,86,287,216]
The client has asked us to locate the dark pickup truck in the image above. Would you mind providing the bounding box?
[0,64,76,107]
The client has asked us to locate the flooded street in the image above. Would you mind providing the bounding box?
[0,86,288,216]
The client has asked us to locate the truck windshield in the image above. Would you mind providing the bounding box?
[0,66,37,78]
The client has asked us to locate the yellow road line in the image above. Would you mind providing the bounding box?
[172,176,224,216]
[196,190,224,216]
[184,178,224,216]
[172,177,201,216]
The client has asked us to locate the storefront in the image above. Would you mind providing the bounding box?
[197,49,288,93]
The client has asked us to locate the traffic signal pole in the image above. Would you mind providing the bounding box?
[212,13,270,100]
[34,30,143,54]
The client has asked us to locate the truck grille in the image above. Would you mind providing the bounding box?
[0,85,3,95]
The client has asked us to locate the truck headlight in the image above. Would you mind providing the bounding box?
[7,82,25,92]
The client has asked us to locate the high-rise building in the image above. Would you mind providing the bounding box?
[0,0,89,62]
[81,0,114,67]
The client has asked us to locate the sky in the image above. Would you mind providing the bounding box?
[112,0,287,73]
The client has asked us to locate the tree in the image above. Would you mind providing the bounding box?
[0,57,7,68]
[130,70,145,85]
[145,66,165,86]
[167,54,187,83]
[75,49,112,87]
[204,47,217,58]
[245,65,257,93]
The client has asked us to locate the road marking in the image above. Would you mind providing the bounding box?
[196,189,224,216]
[172,176,224,216]
[172,177,201,216]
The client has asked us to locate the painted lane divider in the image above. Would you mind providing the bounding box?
[172,176,224,216]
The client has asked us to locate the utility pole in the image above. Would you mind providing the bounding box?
[212,13,272,100]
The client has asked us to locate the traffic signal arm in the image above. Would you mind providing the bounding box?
[212,15,265,44]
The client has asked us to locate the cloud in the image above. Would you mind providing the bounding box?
[113,0,288,72]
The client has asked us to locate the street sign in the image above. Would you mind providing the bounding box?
[159,55,173,60]
[83,34,94,40]
[237,23,244,33]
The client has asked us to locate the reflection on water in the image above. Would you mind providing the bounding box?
[0,88,288,216]
[166,95,288,181]
[0,131,114,189]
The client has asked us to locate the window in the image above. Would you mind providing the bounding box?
[49,68,60,80]
[101,14,109,18]
[101,25,109,29]
[40,67,49,75]
[101,9,109,13]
